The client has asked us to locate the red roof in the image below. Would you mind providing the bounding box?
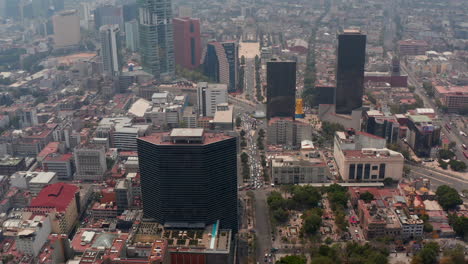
[37,142,60,159]
[29,183,79,212]
[356,131,385,140]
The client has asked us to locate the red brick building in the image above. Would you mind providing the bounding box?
[173,17,202,70]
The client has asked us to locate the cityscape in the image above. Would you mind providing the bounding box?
[0,0,466,263]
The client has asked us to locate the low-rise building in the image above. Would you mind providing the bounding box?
[42,153,74,180]
[271,153,328,185]
[358,200,402,239]
[74,145,107,181]
[267,117,312,146]
[406,115,440,157]
[2,211,52,257]
[334,131,404,182]
[0,156,26,176]
[10,171,58,196]
[28,183,80,235]
[90,202,118,219]
[434,85,468,113]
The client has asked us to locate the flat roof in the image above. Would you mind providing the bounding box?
[139,130,233,145]
[213,107,233,123]
[408,115,432,123]
[170,128,204,137]
[29,172,56,184]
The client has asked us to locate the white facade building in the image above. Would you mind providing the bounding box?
[197,82,228,117]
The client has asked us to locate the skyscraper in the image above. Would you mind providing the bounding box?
[197,82,228,117]
[335,29,366,114]
[125,20,139,52]
[266,59,296,120]
[137,128,238,233]
[52,10,80,49]
[173,17,201,70]
[203,41,238,92]
[137,0,175,79]
[94,5,124,31]
[100,24,122,76]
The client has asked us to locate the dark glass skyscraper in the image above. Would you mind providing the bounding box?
[137,0,175,79]
[335,30,366,114]
[203,41,238,92]
[137,129,238,233]
[266,60,296,119]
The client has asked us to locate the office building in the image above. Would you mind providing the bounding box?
[434,85,468,113]
[74,145,107,181]
[406,115,441,157]
[94,5,124,31]
[125,20,139,52]
[335,30,366,114]
[197,82,228,117]
[10,171,58,196]
[0,156,26,176]
[203,41,238,92]
[334,131,404,182]
[398,40,429,57]
[29,183,79,235]
[11,212,52,257]
[316,86,336,105]
[267,117,311,146]
[213,104,234,131]
[137,128,238,233]
[115,179,133,213]
[271,154,328,185]
[100,25,123,76]
[138,0,175,79]
[173,17,202,70]
[363,110,400,144]
[266,60,296,119]
[52,10,80,49]
[42,153,74,180]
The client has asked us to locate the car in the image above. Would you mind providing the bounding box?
[354,230,358,233]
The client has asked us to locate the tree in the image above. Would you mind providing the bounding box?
[258,128,265,138]
[302,212,322,236]
[448,141,456,150]
[438,149,455,160]
[439,159,448,170]
[412,242,439,264]
[448,214,468,240]
[267,191,286,211]
[442,244,465,264]
[359,191,374,203]
[449,160,467,172]
[383,177,395,186]
[240,130,246,137]
[291,186,321,210]
[436,185,462,210]
[241,152,249,163]
[273,208,289,223]
[277,255,307,264]
[423,222,433,233]
[321,122,345,140]
[240,140,247,148]
[235,117,242,128]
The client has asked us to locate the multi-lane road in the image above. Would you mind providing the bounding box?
[401,63,468,162]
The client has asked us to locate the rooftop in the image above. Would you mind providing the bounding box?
[170,128,204,137]
[140,129,234,146]
[28,172,56,184]
[408,115,432,123]
[343,148,404,159]
[29,183,79,212]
